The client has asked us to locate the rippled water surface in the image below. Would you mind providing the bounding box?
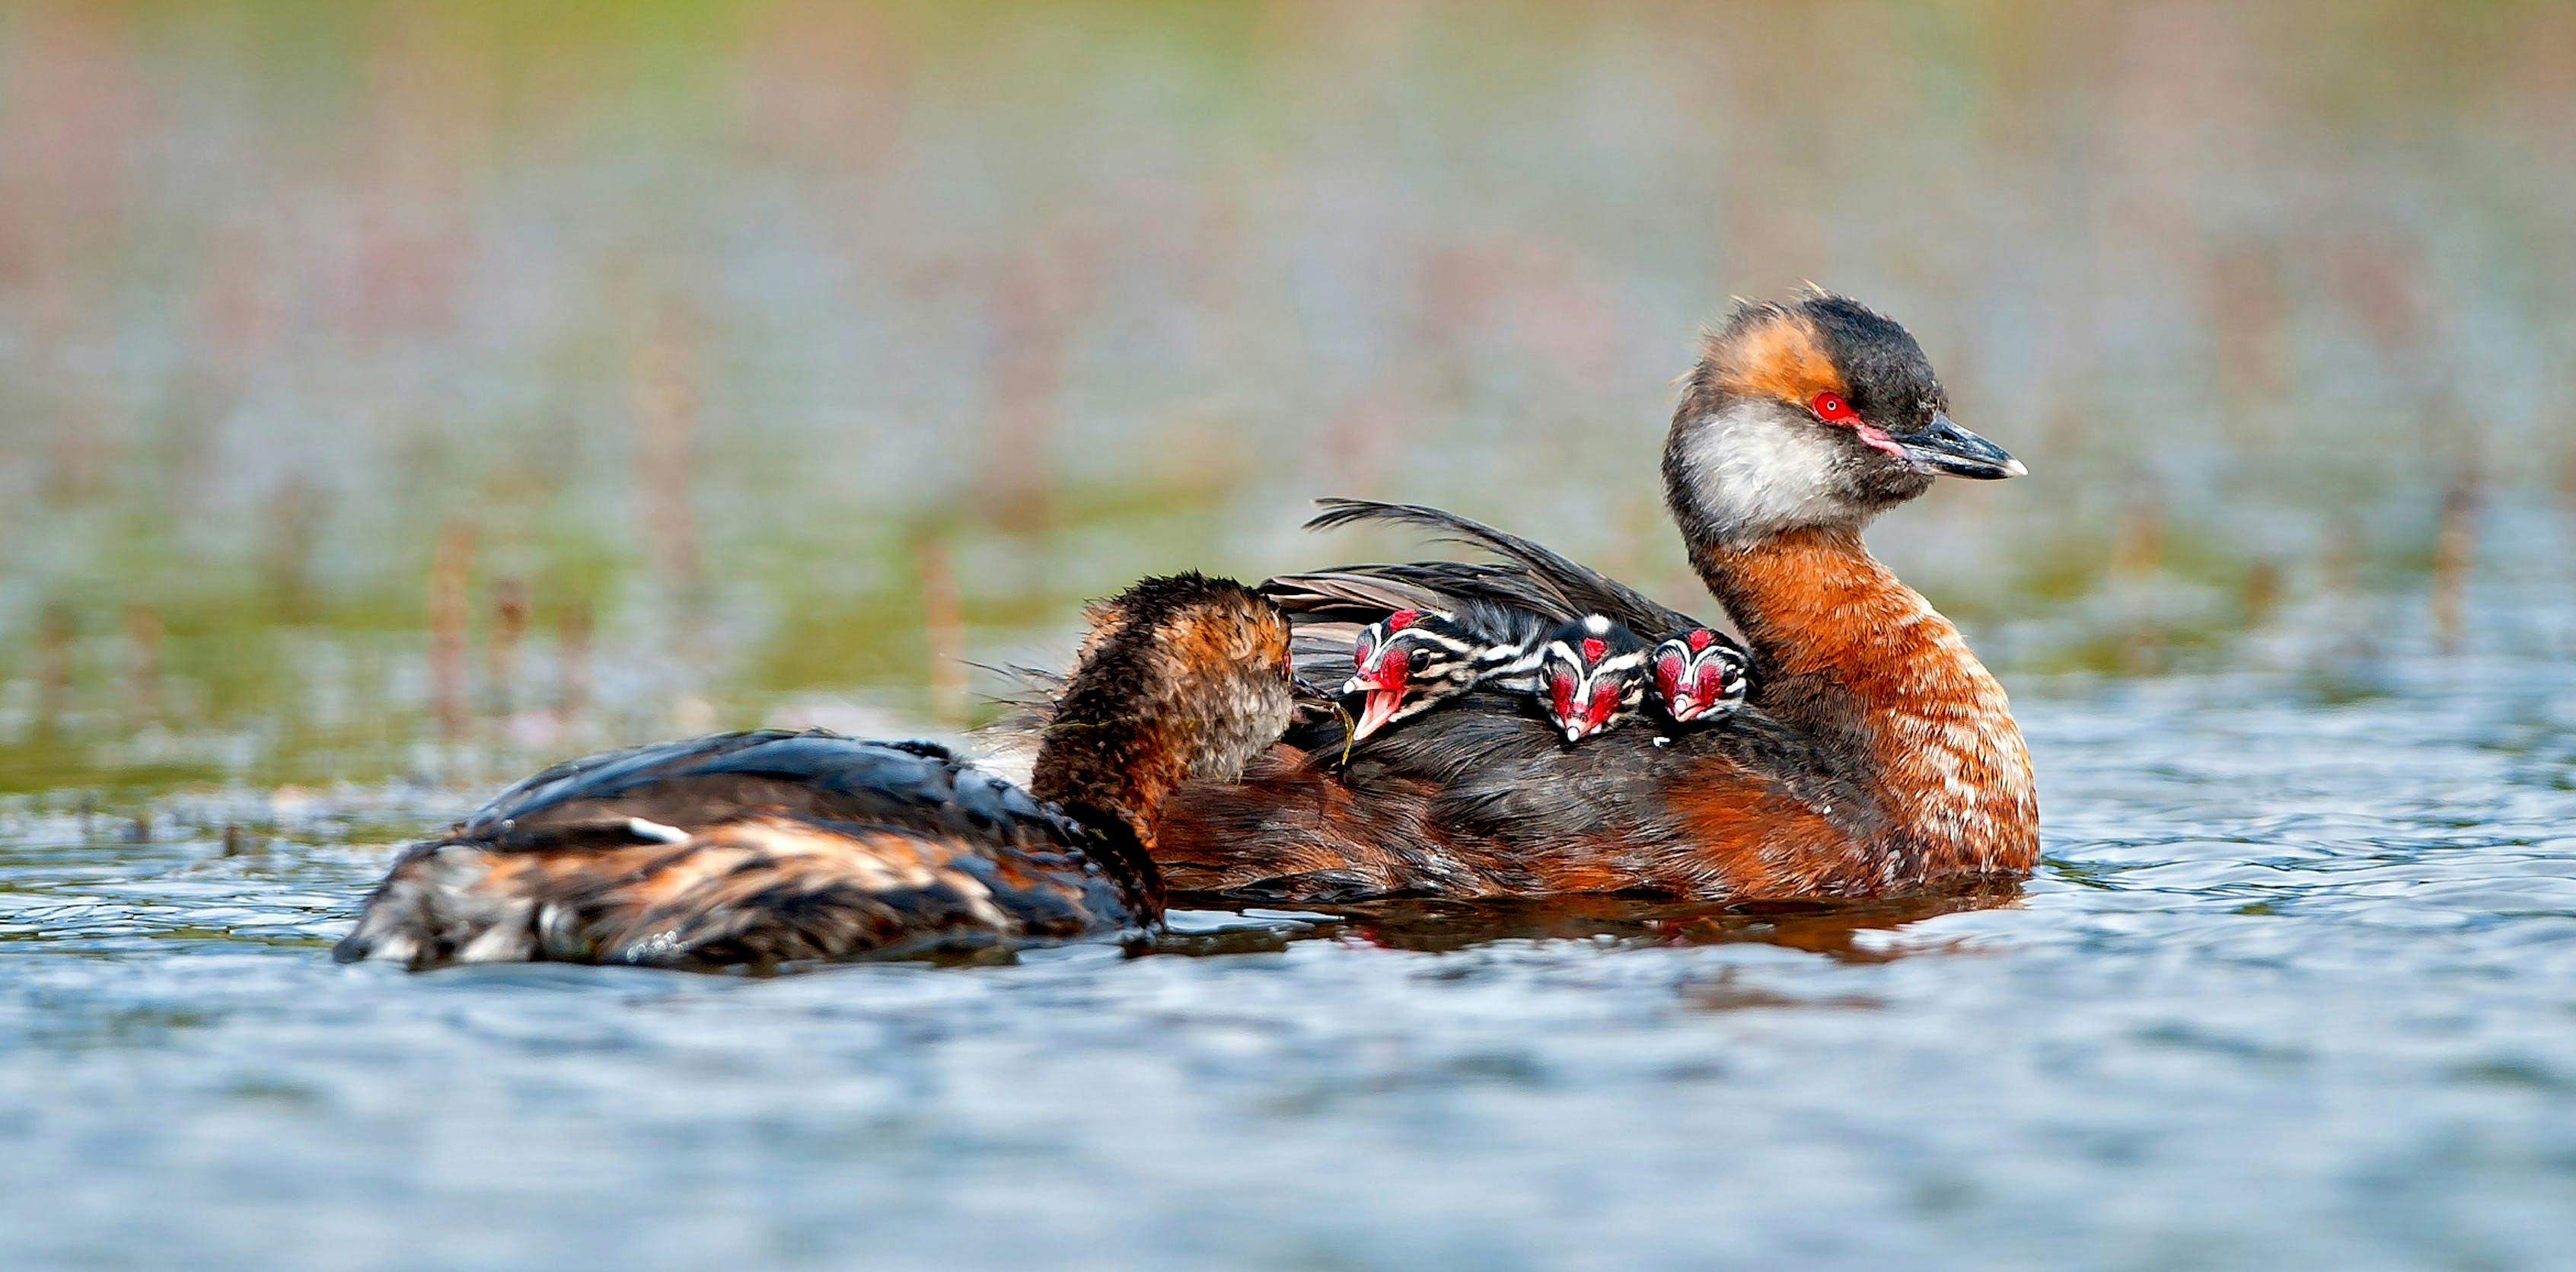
[6,604,2575,1270]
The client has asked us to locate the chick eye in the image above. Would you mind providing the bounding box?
[1810,392,1854,422]
[1408,649,1431,672]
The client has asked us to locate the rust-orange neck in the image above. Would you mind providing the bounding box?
[1692,528,2038,880]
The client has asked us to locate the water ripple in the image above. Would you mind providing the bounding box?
[5,658,2576,1270]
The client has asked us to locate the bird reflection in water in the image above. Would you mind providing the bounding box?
[1142,879,2020,964]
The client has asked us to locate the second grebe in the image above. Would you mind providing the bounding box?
[335,574,1295,969]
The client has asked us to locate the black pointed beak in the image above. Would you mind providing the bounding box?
[1898,413,2026,480]
[1292,675,1335,703]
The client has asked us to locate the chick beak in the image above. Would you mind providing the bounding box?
[1353,687,1404,741]
[1570,676,1634,741]
[1561,693,1604,741]
[1898,413,2026,480]
[1344,655,1411,741]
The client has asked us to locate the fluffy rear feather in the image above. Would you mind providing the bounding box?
[334,732,1123,970]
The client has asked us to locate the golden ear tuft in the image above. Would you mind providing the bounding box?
[1710,308,1847,406]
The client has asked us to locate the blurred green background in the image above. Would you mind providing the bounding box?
[2,0,2571,792]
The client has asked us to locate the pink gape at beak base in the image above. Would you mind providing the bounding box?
[1347,655,1409,741]
[1346,607,1425,741]
[1354,687,1404,740]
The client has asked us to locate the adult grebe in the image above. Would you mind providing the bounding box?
[1152,292,2037,903]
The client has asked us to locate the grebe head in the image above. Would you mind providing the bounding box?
[1651,626,1751,724]
[1341,609,1501,741]
[1038,572,1296,793]
[1663,290,2023,547]
[1537,615,1651,743]
[1026,572,1294,913]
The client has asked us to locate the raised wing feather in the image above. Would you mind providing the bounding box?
[1293,499,1706,636]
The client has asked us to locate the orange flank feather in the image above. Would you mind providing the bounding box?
[1698,528,2039,881]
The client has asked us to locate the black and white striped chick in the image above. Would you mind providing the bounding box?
[1650,626,1752,726]
[1344,606,1666,746]
[1278,499,1760,735]
[1341,604,1550,740]
[1536,614,1654,742]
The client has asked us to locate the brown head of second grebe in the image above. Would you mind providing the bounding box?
[1148,291,2036,904]
[334,573,1294,970]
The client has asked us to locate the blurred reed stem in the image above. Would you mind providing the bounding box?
[429,518,473,748]
[33,605,75,741]
[2112,486,2167,674]
[486,576,528,725]
[123,604,162,728]
[632,298,706,656]
[556,600,594,744]
[2431,475,2479,655]
[915,531,968,728]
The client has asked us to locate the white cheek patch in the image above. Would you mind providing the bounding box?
[1676,403,1854,540]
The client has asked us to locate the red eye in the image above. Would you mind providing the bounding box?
[1811,392,1854,422]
